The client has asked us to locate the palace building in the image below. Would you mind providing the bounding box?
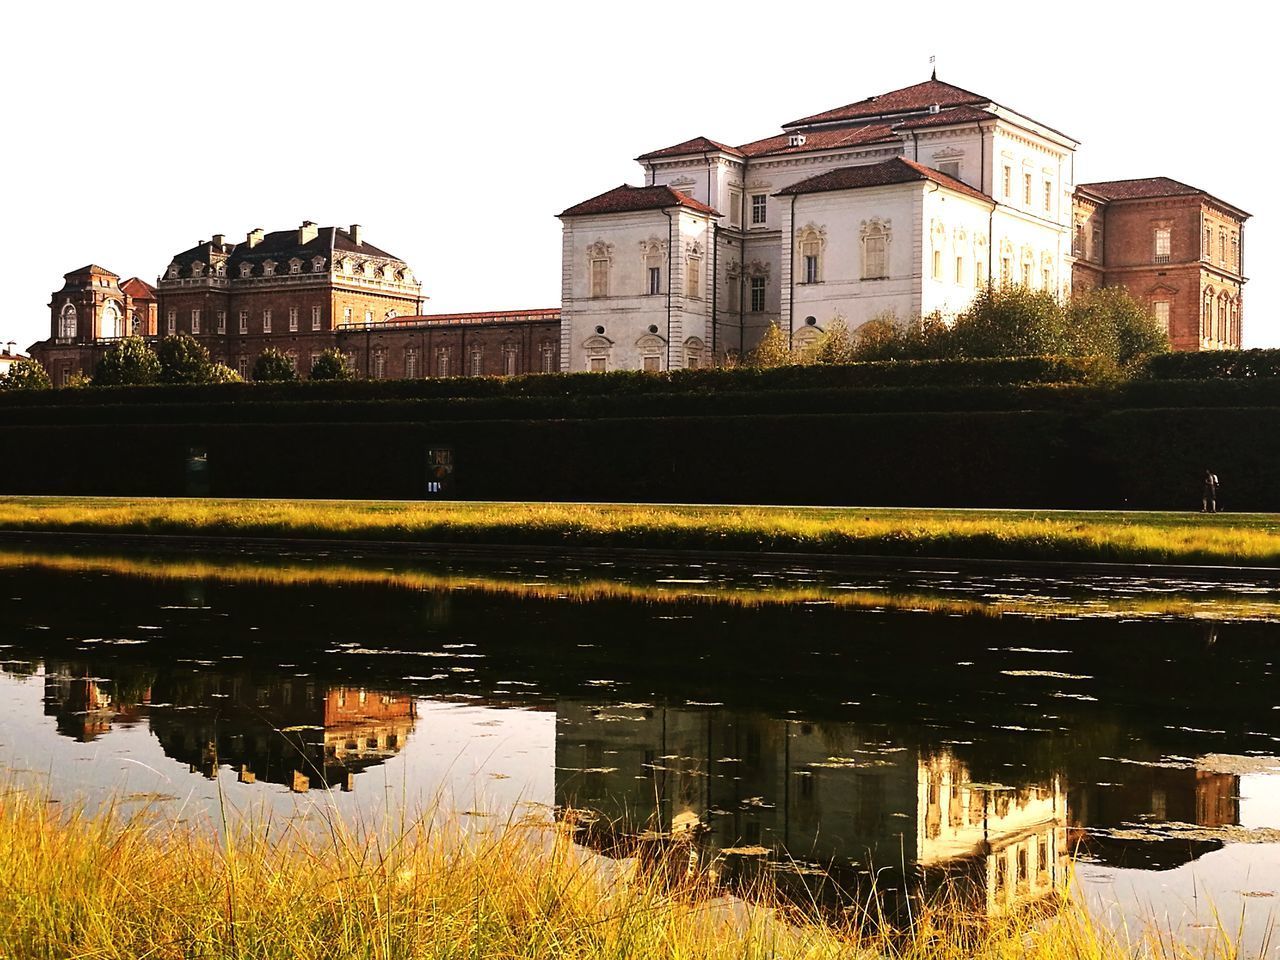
[29,223,560,384]
[26,77,1250,380]
[557,75,1249,371]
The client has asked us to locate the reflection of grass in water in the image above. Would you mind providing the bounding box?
[0,788,1249,959]
[3,546,1280,621]
[5,495,1280,566]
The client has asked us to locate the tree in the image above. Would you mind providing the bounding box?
[809,317,855,365]
[948,285,1070,359]
[1069,285,1169,370]
[205,362,243,383]
[0,357,52,390]
[309,347,352,381]
[252,348,297,382]
[156,334,213,384]
[94,336,160,386]
[746,323,796,368]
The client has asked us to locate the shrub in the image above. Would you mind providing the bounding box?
[205,362,242,384]
[155,334,214,384]
[1067,286,1169,371]
[807,318,855,365]
[253,348,297,382]
[309,348,352,381]
[0,357,52,391]
[1144,348,1280,380]
[746,323,797,368]
[94,336,161,386]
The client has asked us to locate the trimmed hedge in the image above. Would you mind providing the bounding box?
[0,355,1107,408]
[1144,349,1280,380]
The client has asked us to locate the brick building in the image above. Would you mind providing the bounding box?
[1071,178,1248,351]
[29,222,562,383]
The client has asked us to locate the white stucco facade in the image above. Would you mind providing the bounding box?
[559,76,1079,371]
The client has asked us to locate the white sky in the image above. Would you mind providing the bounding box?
[2,1,1271,352]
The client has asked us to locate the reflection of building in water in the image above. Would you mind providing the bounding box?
[1070,766,1240,870]
[42,664,151,742]
[555,702,1067,917]
[144,674,416,791]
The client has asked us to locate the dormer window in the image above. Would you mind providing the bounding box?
[191,261,205,277]
[340,257,352,273]
[167,263,180,279]
[262,260,276,277]
[311,256,326,272]
[788,133,806,147]
[288,258,302,275]
[239,263,253,278]
[214,261,226,277]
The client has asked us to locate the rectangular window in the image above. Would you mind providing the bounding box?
[288,306,298,332]
[191,309,200,334]
[936,159,961,180]
[1002,166,1011,198]
[541,345,555,373]
[728,189,742,227]
[590,259,608,297]
[864,236,887,279]
[372,351,385,379]
[589,356,606,372]
[238,311,248,334]
[1023,172,1032,206]
[1154,227,1171,263]
[955,256,964,285]
[469,350,482,376]
[405,349,418,378]
[976,259,987,287]
[648,266,661,295]
[642,355,660,372]
[727,277,741,312]
[1002,256,1012,282]
[343,306,353,325]
[503,350,517,376]
[1092,228,1103,262]
[167,310,176,334]
[1043,181,1052,213]
[1021,262,1032,287]
[364,310,373,324]
[750,194,767,225]
[686,258,700,298]
[1204,226,1212,258]
[1073,224,1085,258]
[311,305,321,331]
[436,351,449,377]
[932,248,942,280]
[749,276,766,312]
[1153,300,1170,334]
[262,309,272,333]
[804,254,819,284]
[216,311,226,334]
[1219,230,1227,264]
[236,356,248,378]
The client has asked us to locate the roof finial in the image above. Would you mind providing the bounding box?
[929,54,937,80]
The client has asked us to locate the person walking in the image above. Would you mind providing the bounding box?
[1202,469,1220,513]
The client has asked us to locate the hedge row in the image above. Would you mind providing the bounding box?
[0,355,1107,408]
[8,378,1280,428]
[1144,349,1280,380]
[4,405,1278,509]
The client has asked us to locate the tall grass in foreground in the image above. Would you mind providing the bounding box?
[4,495,1280,565]
[0,790,1247,960]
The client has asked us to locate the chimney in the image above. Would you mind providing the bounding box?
[298,220,318,244]
[212,234,225,247]
[350,224,362,246]
[4,342,14,356]
[246,227,264,248]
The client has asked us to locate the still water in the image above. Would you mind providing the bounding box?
[1,544,1279,951]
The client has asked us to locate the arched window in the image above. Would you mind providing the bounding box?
[1218,293,1230,342]
[1202,288,1214,339]
[468,345,483,377]
[435,347,451,378]
[686,241,703,298]
[372,347,386,379]
[640,237,665,295]
[405,347,419,379]
[587,240,612,298]
[540,340,556,373]
[100,300,123,339]
[684,336,706,370]
[502,342,519,376]
[59,302,77,339]
[861,218,890,280]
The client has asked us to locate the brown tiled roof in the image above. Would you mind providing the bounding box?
[637,136,745,161]
[785,78,989,128]
[387,309,561,326]
[119,277,158,300]
[559,184,720,218]
[1077,177,1205,201]
[737,122,899,158]
[776,157,993,205]
[895,105,995,129]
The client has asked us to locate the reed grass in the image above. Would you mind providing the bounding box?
[4,496,1280,567]
[0,788,1248,960]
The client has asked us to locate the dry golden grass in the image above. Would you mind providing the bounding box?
[3,496,1280,567]
[0,788,1250,960]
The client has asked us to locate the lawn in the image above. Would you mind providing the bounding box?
[2,496,1279,567]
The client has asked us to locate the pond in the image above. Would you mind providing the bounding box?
[1,543,1278,952]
